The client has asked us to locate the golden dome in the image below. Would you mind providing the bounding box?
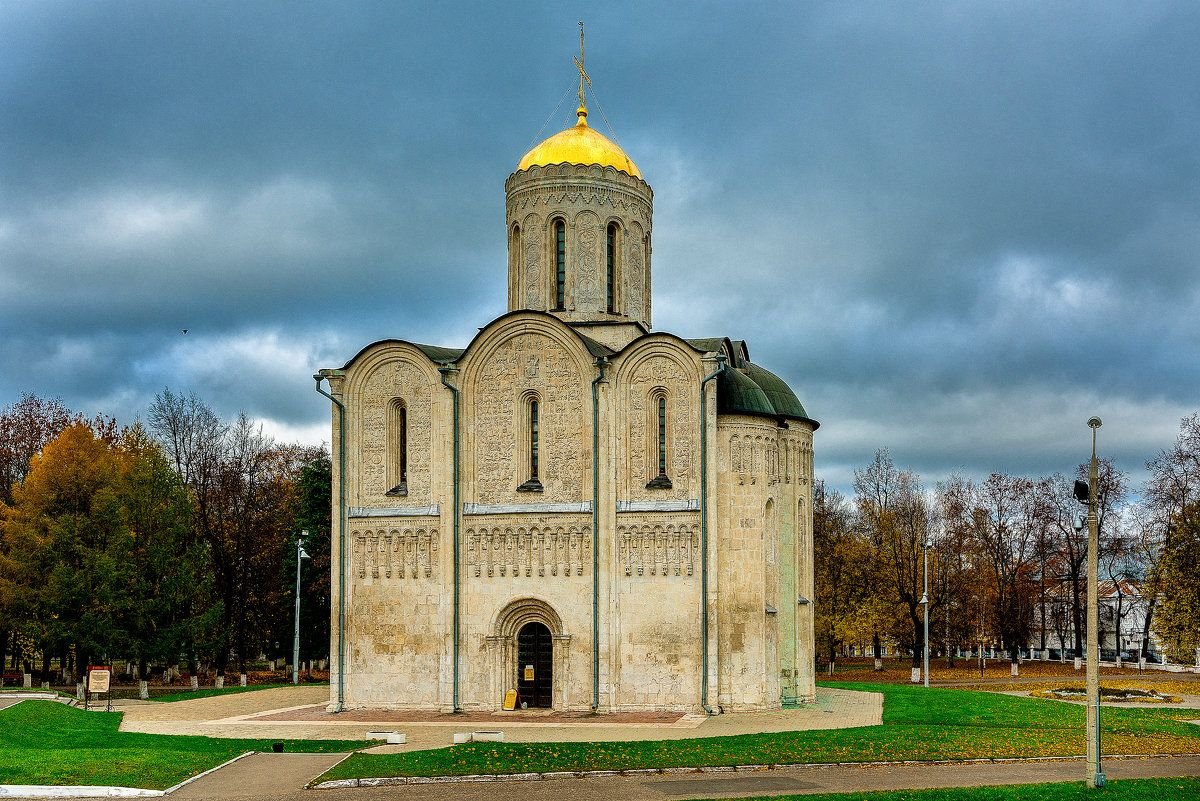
[517,107,642,179]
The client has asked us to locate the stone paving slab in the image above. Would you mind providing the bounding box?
[116,687,882,752]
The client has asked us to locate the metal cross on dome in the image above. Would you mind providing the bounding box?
[575,21,591,112]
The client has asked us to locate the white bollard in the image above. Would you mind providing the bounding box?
[191,675,199,691]
[1011,662,1019,677]
[215,675,224,689]
[239,673,247,687]
[23,673,31,688]
[76,683,85,700]
[874,658,883,671]
[911,667,921,683]
[1074,657,1082,671]
[139,680,149,700]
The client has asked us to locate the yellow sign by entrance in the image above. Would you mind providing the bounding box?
[523,665,535,681]
[502,689,517,711]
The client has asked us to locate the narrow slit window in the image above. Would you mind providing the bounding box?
[646,393,673,489]
[519,397,543,492]
[606,223,617,312]
[387,400,408,496]
[530,399,539,480]
[399,406,408,483]
[657,396,667,476]
[554,220,566,309]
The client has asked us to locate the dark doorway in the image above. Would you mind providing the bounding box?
[516,621,553,708]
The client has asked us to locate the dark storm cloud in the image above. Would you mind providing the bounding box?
[2,1,1198,491]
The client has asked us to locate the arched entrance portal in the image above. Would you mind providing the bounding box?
[486,597,571,711]
[516,621,553,707]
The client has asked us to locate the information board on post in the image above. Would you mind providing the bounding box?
[87,666,112,711]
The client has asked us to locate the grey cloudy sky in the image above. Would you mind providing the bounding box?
[2,1,1198,493]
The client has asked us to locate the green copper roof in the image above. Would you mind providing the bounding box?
[414,344,465,364]
[743,362,810,420]
[685,337,729,355]
[717,367,775,416]
[715,362,818,427]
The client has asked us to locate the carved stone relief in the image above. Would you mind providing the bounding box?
[626,239,644,322]
[626,354,693,499]
[472,332,585,503]
[523,214,543,309]
[358,359,433,503]
[352,527,439,580]
[574,211,600,310]
[466,525,590,578]
[617,523,698,577]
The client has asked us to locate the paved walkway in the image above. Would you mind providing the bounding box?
[171,753,348,800]
[47,753,1193,800]
[116,686,882,751]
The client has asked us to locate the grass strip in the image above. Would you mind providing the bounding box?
[321,683,1200,782]
[700,777,1200,801]
[0,700,364,789]
[151,682,327,702]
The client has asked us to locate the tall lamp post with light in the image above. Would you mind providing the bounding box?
[1073,418,1104,788]
[292,530,311,686]
[920,537,933,688]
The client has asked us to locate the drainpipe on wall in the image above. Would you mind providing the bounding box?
[699,354,727,715]
[313,373,346,713]
[590,356,608,712]
[439,366,463,712]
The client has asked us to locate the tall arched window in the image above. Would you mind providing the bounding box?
[606,222,618,313]
[554,219,566,310]
[510,223,522,305]
[387,399,408,496]
[646,391,673,489]
[518,396,543,492]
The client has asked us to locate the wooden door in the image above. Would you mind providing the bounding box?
[516,622,553,708]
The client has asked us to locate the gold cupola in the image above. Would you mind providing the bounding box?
[517,106,642,179]
[504,26,654,346]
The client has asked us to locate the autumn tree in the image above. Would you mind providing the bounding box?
[0,420,201,680]
[119,424,204,677]
[290,451,332,664]
[0,394,77,670]
[933,477,984,665]
[854,450,937,668]
[812,480,870,664]
[148,390,322,676]
[1145,415,1200,660]
[943,473,1047,669]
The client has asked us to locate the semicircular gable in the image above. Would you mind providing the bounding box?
[459,313,594,506]
[458,312,595,387]
[344,341,444,396]
[344,343,440,506]
[611,334,704,385]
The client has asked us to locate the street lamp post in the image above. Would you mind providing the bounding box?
[920,538,932,688]
[292,530,310,686]
[1075,418,1105,788]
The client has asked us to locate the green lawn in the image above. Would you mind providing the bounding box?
[152,682,326,702]
[320,683,1200,781]
[710,778,1200,801]
[0,700,364,790]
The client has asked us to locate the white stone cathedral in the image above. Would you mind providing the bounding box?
[316,77,818,714]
